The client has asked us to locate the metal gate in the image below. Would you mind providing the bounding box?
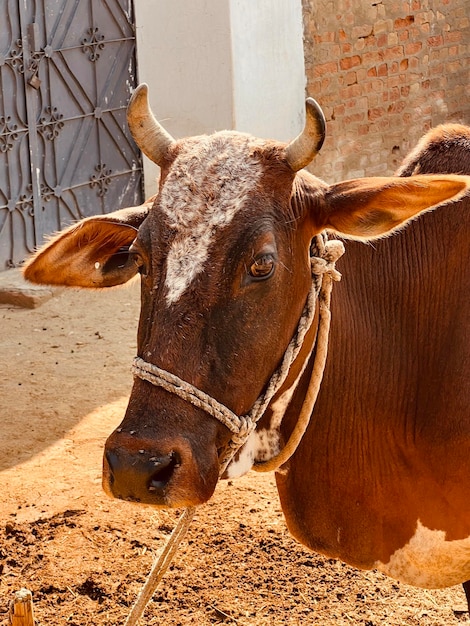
[0,0,142,270]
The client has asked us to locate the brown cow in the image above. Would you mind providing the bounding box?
[24,85,470,611]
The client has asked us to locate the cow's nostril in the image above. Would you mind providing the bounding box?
[148,452,179,491]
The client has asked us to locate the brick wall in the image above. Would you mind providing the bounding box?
[302,0,470,182]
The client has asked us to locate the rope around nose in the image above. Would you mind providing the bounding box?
[123,235,345,625]
[131,236,344,474]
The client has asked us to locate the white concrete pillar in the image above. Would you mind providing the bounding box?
[134,0,306,196]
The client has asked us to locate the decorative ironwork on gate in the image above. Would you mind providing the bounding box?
[0,0,142,270]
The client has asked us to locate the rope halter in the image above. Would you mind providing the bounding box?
[124,235,344,626]
[131,234,345,476]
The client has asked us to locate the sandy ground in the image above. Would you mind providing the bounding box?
[1,283,469,625]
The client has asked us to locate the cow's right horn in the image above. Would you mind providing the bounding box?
[127,83,175,166]
[285,98,326,172]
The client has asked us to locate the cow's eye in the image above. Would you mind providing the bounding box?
[249,254,275,279]
[135,255,148,277]
[129,244,147,276]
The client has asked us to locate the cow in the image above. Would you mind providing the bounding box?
[23,84,470,612]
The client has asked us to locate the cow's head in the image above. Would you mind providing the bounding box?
[24,85,470,508]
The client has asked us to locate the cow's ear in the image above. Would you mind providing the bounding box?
[23,197,155,288]
[323,175,470,239]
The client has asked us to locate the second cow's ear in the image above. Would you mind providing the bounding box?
[322,175,470,239]
[23,197,155,288]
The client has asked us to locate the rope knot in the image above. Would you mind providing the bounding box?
[311,239,345,282]
[231,416,254,446]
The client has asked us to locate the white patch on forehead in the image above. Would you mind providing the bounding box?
[159,132,263,305]
[375,520,470,588]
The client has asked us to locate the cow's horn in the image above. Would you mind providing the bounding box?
[285,98,326,172]
[127,83,175,166]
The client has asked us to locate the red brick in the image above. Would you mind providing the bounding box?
[394,16,414,29]
[428,35,444,47]
[352,24,373,39]
[368,107,386,121]
[447,60,463,73]
[378,118,390,131]
[333,104,346,118]
[445,31,463,44]
[405,41,422,54]
[344,112,365,124]
[387,101,406,113]
[314,61,339,77]
[344,99,358,112]
[340,55,361,70]
[309,80,322,94]
[401,85,410,97]
[432,88,446,100]
[364,79,384,94]
[377,63,388,76]
[330,44,342,58]
[357,68,368,82]
[314,31,336,44]
[340,84,362,99]
[377,33,388,47]
[344,71,357,86]
[355,38,366,52]
[367,67,377,77]
[384,46,404,60]
[364,35,378,48]
[363,50,385,65]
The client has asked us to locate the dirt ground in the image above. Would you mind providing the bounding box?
[1,282,469,625]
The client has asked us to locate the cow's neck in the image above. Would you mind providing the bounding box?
[275,207,470,587]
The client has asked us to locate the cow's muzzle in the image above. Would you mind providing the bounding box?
[102,429,220,507]
[103,446,179,504]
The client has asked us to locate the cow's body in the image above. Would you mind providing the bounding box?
[23,86,470,609]
[277,174,470,588]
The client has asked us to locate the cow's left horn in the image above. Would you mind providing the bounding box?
[127,83,175,166]
[285,98,326,172]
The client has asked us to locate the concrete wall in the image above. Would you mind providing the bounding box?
[302,0,470,183]
[229,0,305,140]
[134,0,306,196]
